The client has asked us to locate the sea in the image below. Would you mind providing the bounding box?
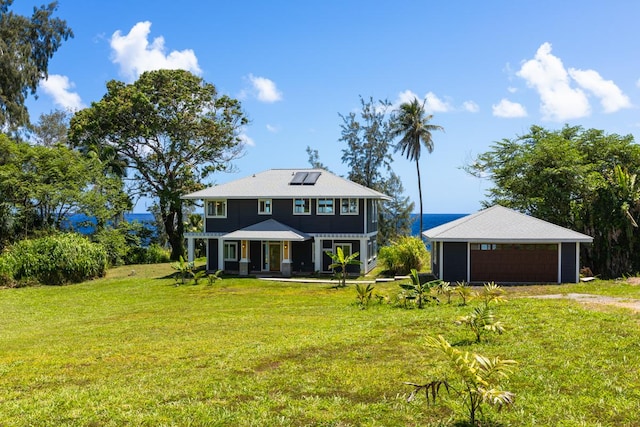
[410,213,468,236]
[66,212,467,237]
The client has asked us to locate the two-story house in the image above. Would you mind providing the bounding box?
[182,168,390,276]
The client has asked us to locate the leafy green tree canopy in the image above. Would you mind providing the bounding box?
[68,69,249,260]
[466,124,640,277]
[0,1,73,128]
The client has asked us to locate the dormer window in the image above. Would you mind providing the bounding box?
[207,200,227,218]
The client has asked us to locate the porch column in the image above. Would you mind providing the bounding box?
[314,238,322,273]
[187,237,195,262]
[218,238,224,272]
[282,240,291,277]
[240,240,249,276]
[359,237,368,274]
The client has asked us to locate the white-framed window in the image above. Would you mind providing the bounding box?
[207,200,227,218]
[224,242,238,261]
[258,199,272,215]
[317,198,334,215]
[293,198,311,215]
[340,198,359,215]
[334,243,352,257]
[371,201,378,223]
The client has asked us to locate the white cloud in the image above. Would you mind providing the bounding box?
[462,100,480,113]
[239,133,255,147]
[517,42,590,121]
[507,86,518,94]
[110,21,201,81]
[394,90,453,113]
[247,74,282,103]
[39,74,84,110]
[492,98,527,118]
[569,68,632,113]
[266,124,279,132]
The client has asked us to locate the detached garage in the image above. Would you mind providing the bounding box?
[423,205,593,284]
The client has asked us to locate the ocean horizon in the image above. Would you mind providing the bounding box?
[66,212,467,237]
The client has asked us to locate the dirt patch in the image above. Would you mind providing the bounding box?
[531,293,640,312]
[625,277,640,286]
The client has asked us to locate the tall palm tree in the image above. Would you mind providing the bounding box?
[391,98,444,235]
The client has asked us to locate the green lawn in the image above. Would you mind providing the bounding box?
[2,265,640,426]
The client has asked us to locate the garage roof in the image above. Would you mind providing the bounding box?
[423,205,593,243]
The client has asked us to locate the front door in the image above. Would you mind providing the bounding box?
[269,243,281,272]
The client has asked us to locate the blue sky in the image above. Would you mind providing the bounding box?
[20,0,640,213]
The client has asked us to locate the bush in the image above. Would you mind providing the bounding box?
[378,236,429,275]
[3,233,107,285]
[0,253,16,287]
[94,227,129,267]
[126,243,170,264]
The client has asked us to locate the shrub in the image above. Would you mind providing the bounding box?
[378,236,429,275]
[94,227,129,267]
[0,252,16,287]
[5,233,107,285]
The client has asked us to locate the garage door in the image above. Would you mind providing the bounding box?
[471,243,558,283]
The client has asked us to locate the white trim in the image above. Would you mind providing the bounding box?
[314,239,322,272]
[438,241,443,281]
[258,198,272,215]
[557,243,562,284]
[217,239,224,270]
[293,198,311,215]
[206,199,227,218]
[360,237,368,274]
[340,198,359,215]
[316,198,335,215]
[575,242,580,283]
[224,242,238,261]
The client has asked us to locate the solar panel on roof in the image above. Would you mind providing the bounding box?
[290,172,308,185]
[303,171,321,185]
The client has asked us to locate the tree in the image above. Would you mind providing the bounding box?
[465,125,640,278]
[390,98,444,235]
[69,69,248,260]
[305,146,331,171]
[325,247,361,288]
[0,1,73,129]
[31,109,70,146]
[336,96,413,245]
[378,172,414,245]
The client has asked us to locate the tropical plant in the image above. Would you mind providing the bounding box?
[378,236,429,275]
[355,283,375,309]
[390,97,444,235]
[398,269,440,309]
[435,281,454,304]
[456,281,473,305]
[172,256,195,285]
[406,335,516,426]
[456,305,506,343]
[207,270,223,286]
[480,281,507,308]
[325,247,361,288]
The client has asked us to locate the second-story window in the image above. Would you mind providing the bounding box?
[340,198,358,215]
[207,200,227,218]
[317,198,334,215]
[258,199,272,215]
[293,198,310,215]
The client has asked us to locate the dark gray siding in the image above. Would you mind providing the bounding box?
[442,242,467,282]
[291,240,314,273]
[208,239,219,271]
[206,198,365,234]
[249,241,261,272]
[321,239,361,273]
[431,241,439,279]
[561,242,577,283]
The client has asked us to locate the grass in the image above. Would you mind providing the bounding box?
[1,266,640,426]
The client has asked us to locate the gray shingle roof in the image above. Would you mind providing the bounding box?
[182,168,391,200]
[423,205,593,243]
[222,219,310,241]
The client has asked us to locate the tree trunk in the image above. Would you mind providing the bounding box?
[416,159,423,235]
[162,198,185,261]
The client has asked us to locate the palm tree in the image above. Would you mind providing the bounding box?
[391,98,444,235]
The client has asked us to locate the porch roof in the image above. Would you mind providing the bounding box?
[221,219,311,241]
